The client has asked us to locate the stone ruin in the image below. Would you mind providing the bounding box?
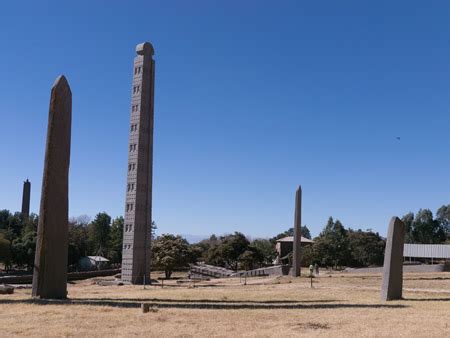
[189,263,235,279]
[21,179,31,219]
[381,216,406,301]
[121,42,155,284]
[26,42,412,305]
[31,42,155,297]
[32,75,72,299]
[292,185,302,277]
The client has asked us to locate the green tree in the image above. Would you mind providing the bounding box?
[436,205,450,238]
[7,212,23,237]
[250,239,277,266]
[347,229,385,267]
[196,234,219,261]
[151,234,196,278]
[0,233,11,270]
[414,209,446,244]
[10,218,37,270]
[238,246,264,270]
[108,216,124,264]
[402,212,415,243]
[206,232,250,270]
[68,218,89,267]
[20,225,36,269]
[301,225,312,240]
[0,210,11,230]
[313,217,350,269]
[402,209,446,244]
[301,245,315,267]
[88,212,111,255]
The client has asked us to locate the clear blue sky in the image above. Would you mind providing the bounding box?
[1,1,449,239]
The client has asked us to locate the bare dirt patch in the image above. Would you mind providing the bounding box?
[296,322,331,330]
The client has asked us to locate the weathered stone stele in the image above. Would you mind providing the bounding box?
[21,179,31,219]
[381,216,405,301]
[292,185,302,277]
[32,75,72,299]
[121,42,155,284]
[0,284,14,294]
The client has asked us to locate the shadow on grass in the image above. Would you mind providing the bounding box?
[404,277,450,281]
[0,298,408,310]
[60,297,340,304]
[338,275,381,279]
[402,298,450,302]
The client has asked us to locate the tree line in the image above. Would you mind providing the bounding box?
[1,205,448,274]
[0,210,124,271]
[402,206,449,244]
[301,206,449,269]
[152,205,449,275]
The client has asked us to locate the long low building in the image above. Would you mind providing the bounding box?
[404,244,450,259]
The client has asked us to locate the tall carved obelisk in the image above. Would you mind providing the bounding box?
[292,185,302,277]
[21,179,31,219]
[32,75,71,299]
[121,42,155,284]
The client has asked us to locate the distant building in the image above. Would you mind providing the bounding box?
[275,236,314,265]
[404,244,450,262]
[78,256,110,271]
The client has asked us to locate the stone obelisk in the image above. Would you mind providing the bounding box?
[32,75,71,299]
[121,42,155,284]
[21,179,31,219]
[381,217,405,301]
[292,185,302,277]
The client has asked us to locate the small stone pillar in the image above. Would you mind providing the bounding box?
[381,217,405,301]
[21,179,31,219]
[292,185,302,277]
[141,303,150,313]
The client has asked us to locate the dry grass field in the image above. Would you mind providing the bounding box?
[1,271,449,337]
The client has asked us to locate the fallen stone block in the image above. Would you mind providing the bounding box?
[0,284,14,294]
